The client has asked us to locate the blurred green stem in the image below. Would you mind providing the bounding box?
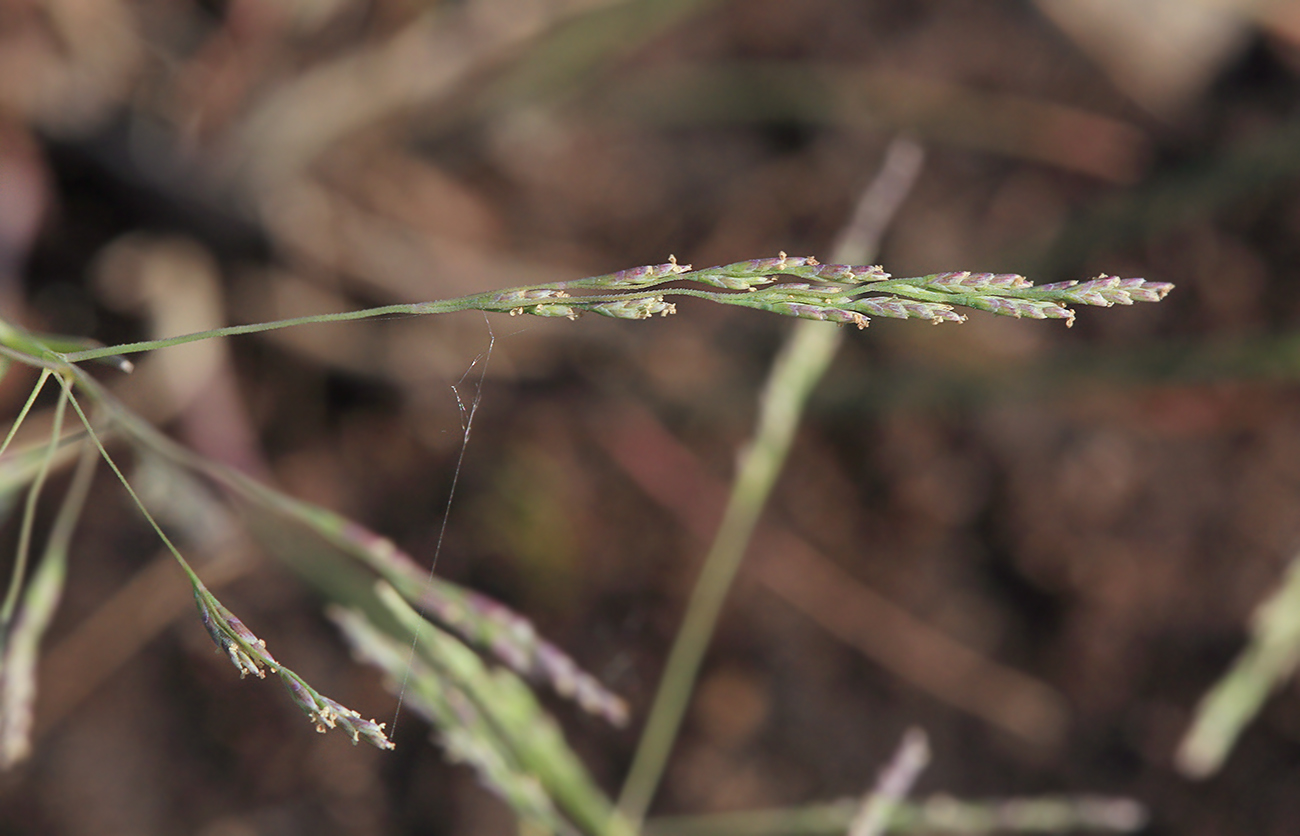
[644,794,1146,836]
[1176,552,1300,778]
[0,371,63,633]
[616,139,925,829]
[615,319,844,826]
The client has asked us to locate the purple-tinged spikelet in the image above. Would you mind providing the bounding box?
[1117,277,1174,302]
[493,288,571,305]
[691,252,819,290]
[1034,276,1173,308]
[927,272,1031,291]
[519,303,579,320]
[608,259,690,287]
[770,302,870,329]
[734,252,810,275]
[969,296,1076,325]
[283,674,321,721]
[848,265,890,283]
[589,296,676,319]
[195,589,272,678]
[282,673,393,748]
[804,262,859,282]
[853,297,966,323]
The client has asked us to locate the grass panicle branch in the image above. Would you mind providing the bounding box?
[126,398,630,728]
[0,244,1175,832]
[191,569,392,748]
[49,370,396,750]
[335,521,630,726]
[36,367,620,820]
[50,257,1174,366]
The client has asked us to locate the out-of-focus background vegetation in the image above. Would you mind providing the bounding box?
[2,0,1300,833]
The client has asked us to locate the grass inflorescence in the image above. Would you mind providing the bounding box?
[53,254,1173,368]
[0,254,1173,834]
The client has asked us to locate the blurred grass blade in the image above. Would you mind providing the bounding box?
[369,582,631,836]
[0,429,93,500]
[480,0,725,114]
[332,604,573,834]
[1176,553,1300,778]
[617,318,845,827]
[644,794,1146,836]
[0,439,97,767]
[265,497,629,726]
[126,400,628,726]
[0,378,68,632]
[237,493,627,835]
[848,729,931,836]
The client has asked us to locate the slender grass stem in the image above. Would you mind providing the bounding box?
[51,257,1171,366]
[57,378,203,588]
[61,303,447,363]
[0,370,52,460]
[56,292,661,364]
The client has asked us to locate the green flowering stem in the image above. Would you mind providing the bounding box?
[0,369,54,463]
[0,246,1173,814]
[52,258,1172,367]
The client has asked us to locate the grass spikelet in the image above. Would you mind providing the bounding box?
[589,296,677,319]
[852,296,966,323]
[770,302,871,329]
[193,582,393,748]
[964,296,1076,323]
